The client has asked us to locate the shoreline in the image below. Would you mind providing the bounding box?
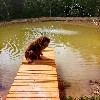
[0,17,100,26]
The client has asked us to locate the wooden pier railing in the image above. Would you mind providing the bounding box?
[6,48,60,100]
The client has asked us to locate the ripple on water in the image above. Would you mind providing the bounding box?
[32,27,78,35]
[0,39,24,98]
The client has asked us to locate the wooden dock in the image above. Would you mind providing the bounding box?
[6,48,60,100]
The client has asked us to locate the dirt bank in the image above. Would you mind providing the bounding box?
[0,17,100,26]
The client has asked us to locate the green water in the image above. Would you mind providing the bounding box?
[0,21,100,99]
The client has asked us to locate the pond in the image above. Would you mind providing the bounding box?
[0,21,100,99]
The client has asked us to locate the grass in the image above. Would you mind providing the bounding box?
[60,95,100,100]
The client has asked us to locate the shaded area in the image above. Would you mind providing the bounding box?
[58,80,71,100]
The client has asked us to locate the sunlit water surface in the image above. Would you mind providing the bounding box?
[0,21,100,99]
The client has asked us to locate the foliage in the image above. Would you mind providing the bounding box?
[65,95,100,100]
[0,0,100,21]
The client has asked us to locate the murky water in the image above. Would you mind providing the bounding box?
[0,21,100,99]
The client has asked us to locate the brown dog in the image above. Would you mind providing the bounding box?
[25,35,50,63]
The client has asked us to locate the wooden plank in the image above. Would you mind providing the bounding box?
[12,82,58,87]
[6,98,60,100]
[17,70,57,75]
[12,79,58,83]
[7,92,59,98]
[7,86,59,92]
[19,65,56,71]
[6,48,60,100]
[22,58,55,65]
[15,74,57,81]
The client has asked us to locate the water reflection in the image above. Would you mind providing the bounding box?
[32,27,78,35]
[0,41,23,98]
[51,32,100,63]
[54,46,100,97]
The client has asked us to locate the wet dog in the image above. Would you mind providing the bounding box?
[25,35,50,63]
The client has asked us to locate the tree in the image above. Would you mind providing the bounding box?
[10,0,25,19]
[0,0,100,21]
[0,0,11,20]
